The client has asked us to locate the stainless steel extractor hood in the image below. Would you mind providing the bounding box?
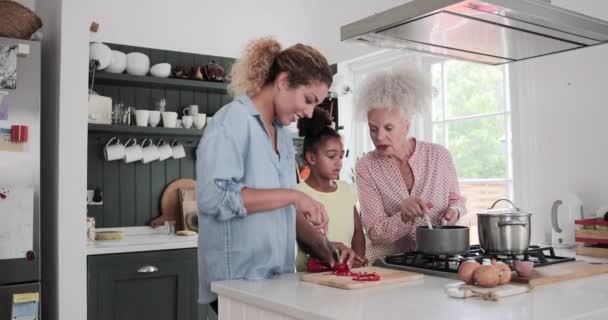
[341,0,608,65]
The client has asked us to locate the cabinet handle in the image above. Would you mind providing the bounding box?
[137,265,159,273]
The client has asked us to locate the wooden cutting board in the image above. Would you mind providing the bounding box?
[512,261,608,288]
[445,282,530,301]
[299,267,423,290]
[150,179,196,228]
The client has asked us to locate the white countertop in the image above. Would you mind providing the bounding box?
[86,226,198,255]
[212,250,608,320]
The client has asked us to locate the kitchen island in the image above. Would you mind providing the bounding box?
[211,251,608,320]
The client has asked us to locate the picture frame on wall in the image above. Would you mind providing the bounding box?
[0,45,18,90]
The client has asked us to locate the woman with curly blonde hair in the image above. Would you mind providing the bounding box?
[196,37,355,313]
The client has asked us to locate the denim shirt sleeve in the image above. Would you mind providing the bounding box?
[196,123,248,221]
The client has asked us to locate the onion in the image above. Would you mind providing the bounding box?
[494,261,512,285]
[458,260,481,284]
[473,265,500,288]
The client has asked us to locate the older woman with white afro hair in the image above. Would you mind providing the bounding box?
[354,68,466,262]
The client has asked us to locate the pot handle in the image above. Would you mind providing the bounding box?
[489,199,520,211]
[498,220,528,227]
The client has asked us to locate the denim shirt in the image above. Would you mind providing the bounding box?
[196,95,297,303]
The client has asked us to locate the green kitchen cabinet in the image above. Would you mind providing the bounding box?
[88,249,212,320]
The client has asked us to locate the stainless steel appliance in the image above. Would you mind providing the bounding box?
[375,245,575,279]
[340,0,608,65]
[0,37,41,320]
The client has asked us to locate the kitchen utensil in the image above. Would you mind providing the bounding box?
[182,115,193,129]
[511,261,608,288]
[170,140,186,159]
[156,139,173,161]
[162,111,178,128]
[194,113,207,129]
[203,60,225,82]
[444,282,530,300]
[141,138,159,164]
[150,178,196,227]
[300,266,423,290]
[134,110,149,127]
[123,138,142,163]
[89,42,112,70]
[150,63,171,78]
[105,50,127,74]
[321,233,340,263]
[416,225,470,256]
[179,188,198,233]
[183,105,199,116]
[424,214,433,229]
[477,199,531,255]
[126,52,150,76]
[148,110,161,127]
[551,193,584,248]
[104,137,124,161]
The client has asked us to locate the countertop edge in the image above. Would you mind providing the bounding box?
[212,280,335,320]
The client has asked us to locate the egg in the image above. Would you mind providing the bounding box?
[473,265,500,288]
[458,260,481,284]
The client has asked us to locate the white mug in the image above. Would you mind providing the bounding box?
[183,105,199,116]
[104,137,124,161]
[141,138,159,163]
[182,115,194,129]
[171,140,186,159]
[156,139,173,161]
[194,113,207,129]
[124,138,143,163]
[162,111,178,128]
[135,110,150,127]
[148,111,161,127]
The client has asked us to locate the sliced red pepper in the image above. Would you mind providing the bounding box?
[306,257,331,273]
[352,272,381,281]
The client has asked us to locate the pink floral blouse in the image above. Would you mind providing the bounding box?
[355,139,466,262]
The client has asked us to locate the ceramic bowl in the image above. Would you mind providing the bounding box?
[105,50,127,74]
[150,63,171,78]
[89,42,112,70]
[126,52,150,76]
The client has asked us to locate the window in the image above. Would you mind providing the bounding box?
[430,61,513,227]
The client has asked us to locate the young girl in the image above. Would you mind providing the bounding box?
[196,37,355,314]
[295,108,368,271]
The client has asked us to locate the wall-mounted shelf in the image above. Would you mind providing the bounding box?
[93,72,229,94]
[88,124,204,137]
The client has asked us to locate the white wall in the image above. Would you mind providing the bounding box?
[38,0,89,319]
[14,0,35,10]
[87,0,407,63]
[511,1,608,244]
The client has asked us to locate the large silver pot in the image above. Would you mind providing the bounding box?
[416,226,470,256]
[477,199,531,255]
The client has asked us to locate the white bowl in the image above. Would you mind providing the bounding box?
[105,50,127,74]
[126,52,150,76]
[150,63,171,78]
[89,42,112,70]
